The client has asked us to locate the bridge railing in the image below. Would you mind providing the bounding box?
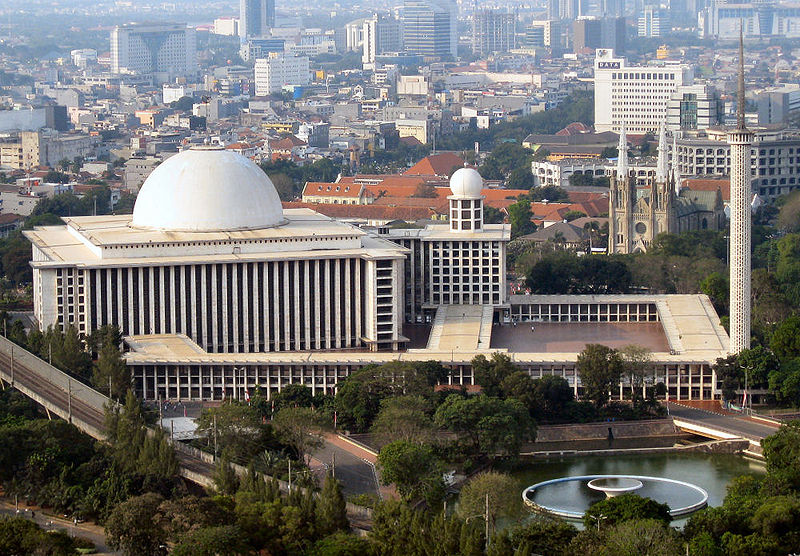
[0,335,109,411]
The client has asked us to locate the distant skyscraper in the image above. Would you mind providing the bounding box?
[573,17,625,53]
[403,0,458,58]
[728,30,753,354]
[362,14,403,65]
[240,0,275,39]
[638,6,671,36]
[472,10,516,56]
[110,23,197,83]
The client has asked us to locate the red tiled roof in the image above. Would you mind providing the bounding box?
[303,182,362,197]
[283,202,432,221]
[404,153,465,177]
[556,122,592,136]
[683,178,730,202]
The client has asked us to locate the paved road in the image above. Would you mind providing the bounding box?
[668,403,780,441]
[0,502,116,554]
[312,438,380,497]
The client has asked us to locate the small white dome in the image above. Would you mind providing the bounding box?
[131,147,286,232]
[449,167,483,198]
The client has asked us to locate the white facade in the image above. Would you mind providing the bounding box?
[594,49,694,134]
[384,168,511,323]
[110,23,197,82]
[213,17,239,36]
[254,54,310,95]
[162,84,193,105]
[25,147,407,354]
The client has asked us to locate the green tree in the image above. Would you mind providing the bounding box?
[317,470,349,535]
[434,394,535,457]
[473,352,519,397]
[489,518,578,556]
[271,383,314,411]
[105,492,167,556]
[576,344,625,407]
[170,95,195,112]
[483,205,504,224]
[533,374,574,419]
[770,316,800,359]
[196,401,278,462]
[378,440,443,503]
[171,525,251,556]
[272,406,327,465]
[768,359,800,407]
[370,395,436,444]
[458,472,522,534]
[508,199,536,238]
[701,271,729,315]
[313,532,372,555]
[91,327,130,400]
[584,494,671,528]
[761,420,800,491]
[0,516,79,556]
[212,455,240,496]
[619,344,654,402]
[600,518,683,555]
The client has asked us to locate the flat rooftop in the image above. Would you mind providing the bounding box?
[490,322,670,353]
[124,294,729,367]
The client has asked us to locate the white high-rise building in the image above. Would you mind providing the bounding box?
[254,54,310,95]
[728,33,753,355]
[110,23,197,83]
[594,48,694,134]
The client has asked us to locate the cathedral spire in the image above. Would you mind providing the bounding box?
[617,122,628,177]
[737,22,747,131]
[656,122,668,181]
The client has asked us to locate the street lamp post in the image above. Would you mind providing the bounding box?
[589,513,607,532]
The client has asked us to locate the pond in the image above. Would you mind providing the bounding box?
[508,453,765,526]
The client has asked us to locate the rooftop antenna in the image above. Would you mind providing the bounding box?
[737,22,747,131]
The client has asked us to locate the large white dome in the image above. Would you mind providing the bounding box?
[449,167,483,198]
[131,147,286,232]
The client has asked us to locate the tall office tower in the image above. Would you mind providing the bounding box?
[638,5,671,36]
[362,14,403,65]
[240,0,275,39]
[594,48,694,133]
[728,30,753,354]
[559,0,581,19]
[472,10,516,56]
[403,0,458,58]
[526,20,561,47]
[574,17,625,53]
[110,23,197,83]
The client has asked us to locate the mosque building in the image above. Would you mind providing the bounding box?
[26,145,730,402]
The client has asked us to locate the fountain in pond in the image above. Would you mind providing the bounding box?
[522,475,708,519]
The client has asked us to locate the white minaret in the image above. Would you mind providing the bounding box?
[656,122,668,182]
[617,122,628,177]
[728,28,753,354]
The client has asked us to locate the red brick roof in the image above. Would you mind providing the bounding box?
[404,153,465,177]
